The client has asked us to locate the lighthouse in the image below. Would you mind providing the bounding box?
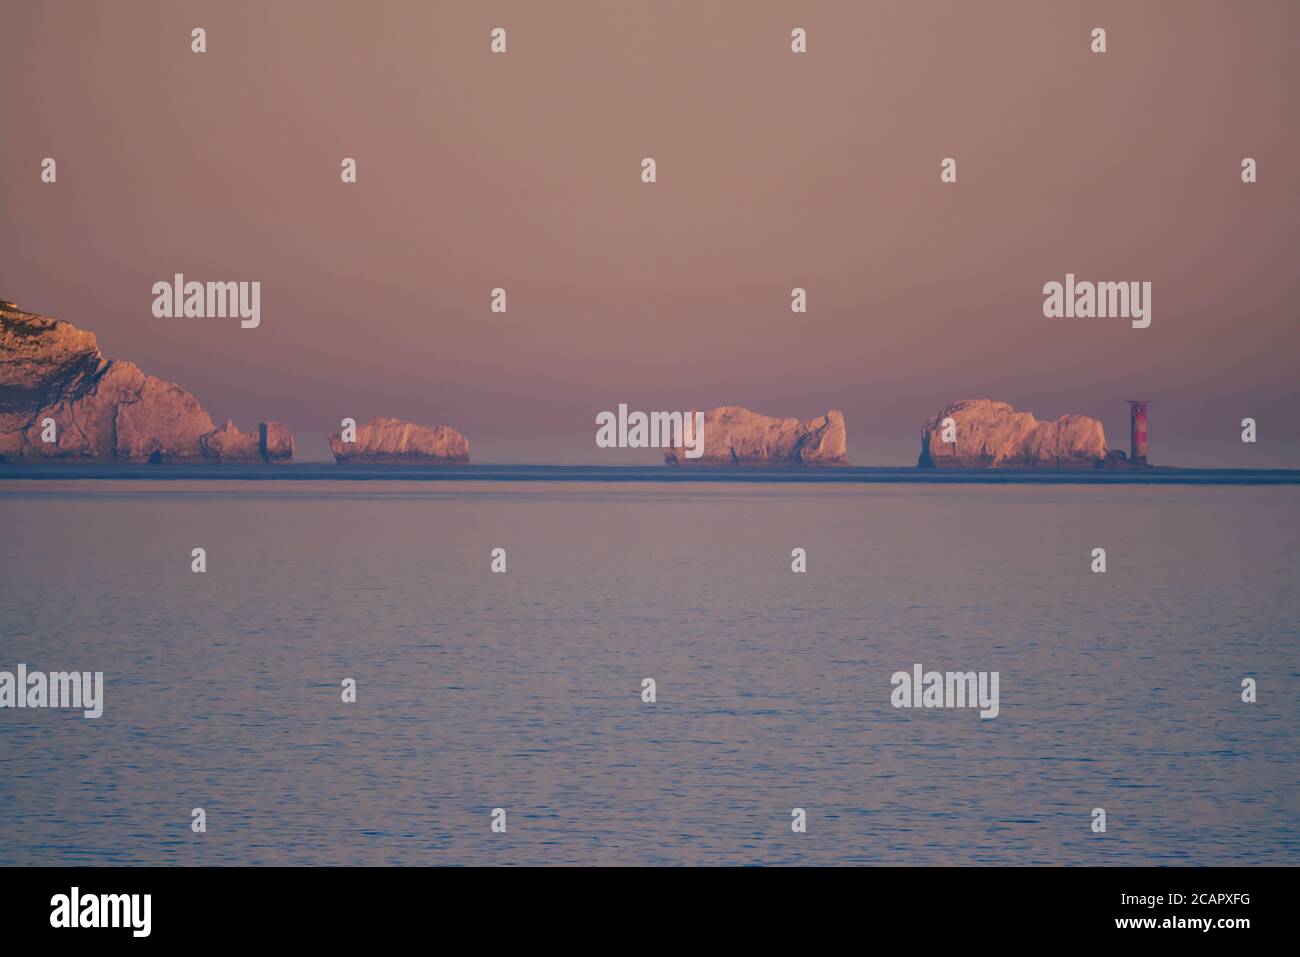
[1127,401,1150,465]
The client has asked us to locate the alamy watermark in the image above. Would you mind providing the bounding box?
[151,274,260,328]
[1042,273,1151,328]
[596,403,705,458]
[50,887,150,937]
[0,664,103,718]
[890,663,999,719]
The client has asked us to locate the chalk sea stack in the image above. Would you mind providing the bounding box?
[0,300,292,462]
[664,406,847,465]
[328,416,470,464]
[918,399,1115,468]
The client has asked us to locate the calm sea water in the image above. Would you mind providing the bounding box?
[1,479,1296,865]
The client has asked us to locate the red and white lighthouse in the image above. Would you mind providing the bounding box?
[1127,400,1150,465]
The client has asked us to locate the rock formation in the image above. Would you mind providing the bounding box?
[328,416,470,464]
[918,399,1108,468]
[664,406,847,465]
[0,300,292,462]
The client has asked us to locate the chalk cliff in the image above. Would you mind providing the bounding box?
[0,300,292,462]
[328,416,470,464]
[664,406,847,465]
[918,399,1108,468]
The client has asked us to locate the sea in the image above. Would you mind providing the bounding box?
[1,467,1297,865]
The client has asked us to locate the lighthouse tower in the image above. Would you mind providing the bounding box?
[1127,400,1150,465]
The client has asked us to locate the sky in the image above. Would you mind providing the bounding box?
[2,0,1297,464]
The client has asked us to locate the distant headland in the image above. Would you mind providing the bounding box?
[1,300,291,463]
[0,298,1261,476]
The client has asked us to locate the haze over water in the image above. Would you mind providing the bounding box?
[1,478,1295,865]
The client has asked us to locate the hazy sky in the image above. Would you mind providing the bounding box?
[2,1,1297,464]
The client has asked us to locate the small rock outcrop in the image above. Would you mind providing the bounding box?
[0,300,292,462]
[918,399,1107,468]
[664,406,847,465]
[328,416,470,464]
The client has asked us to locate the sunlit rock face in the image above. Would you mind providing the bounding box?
[328,416,470,464]
[664,406,847,465]
[0,300,291,462]
[919,399,1107,468]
